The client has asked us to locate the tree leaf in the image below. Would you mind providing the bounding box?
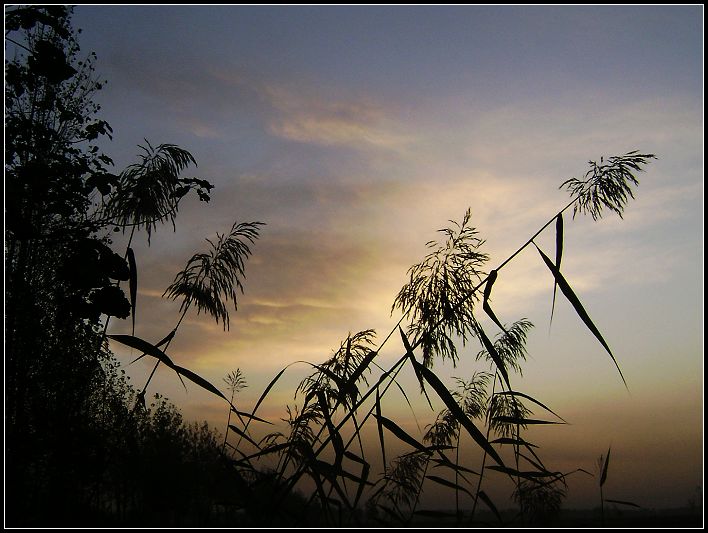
[534,243,627,388]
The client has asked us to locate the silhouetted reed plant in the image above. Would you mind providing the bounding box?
[7,9,658,526]
[106,150,655,526]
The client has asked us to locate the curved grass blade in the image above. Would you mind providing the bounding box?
[492,415,563,425]
[600,446,611,487]
[414,510,456,518]
[344,451,371,508]
[317,390,345,468]
[493,390,566,422]
[233,442,290,466]
[413,359,504,467]
[477,490,503,523]
[550,213,563,329]
[425,475,473,498]
[127,247,137,335]
[430,457,479,477]
[172,363,228,402]
[130,329,177,365]
[399,327,433,409]
[231,407,272,425]
[476,322,511,391]
[375,414,429,454]
[605,498,640,508]
[110,333,175,366]
[534,243,628,389]
[379,503,406,525]
[491,437,539,448]
[375,386,386,468]
[228,424,260,449]
[486,465,558,480]
[109,334,230,402]
[343,349,378,399]
[483,270,508,335]
[249,364,291,423]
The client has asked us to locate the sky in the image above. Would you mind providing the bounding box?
[69,5,703,511]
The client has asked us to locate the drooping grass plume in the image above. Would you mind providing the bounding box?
[476,319,533,377]
[297,330,377,409]
[108,141,212,242]
[392,208,489,368]
[560,151,656,221]
[163,220,264,331]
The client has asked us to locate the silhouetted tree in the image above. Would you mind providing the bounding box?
[4,7,232,525]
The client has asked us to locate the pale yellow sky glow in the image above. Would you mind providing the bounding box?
[75,5,702,511]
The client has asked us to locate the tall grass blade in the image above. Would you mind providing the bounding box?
[317,390,345,468]
[127,247,137,336]
[476,322,511,391]
[414,510,456,518]
[431,456,479,476]
[343,349,378,399]
[492,416,563,425]
[477,490,503,523]
[228,424,260,449]
[600,446,611,487]
[108,334,232,402]
[550,213,563,328]
[251,365,289,420]
[230,407,272,425]
[110,334,175,366]
[412,359,504,467]
[128,328,175,364]
[483,269,508,335]
[375,414,430,454]
[493,390,566,422]
[172,364,228,402]
[425,475,474,497]
[486,465,557,480]
[344,451,371,508]
[534,244,628,388]
[233,442,291,466]
[375,387,386,468]
[399,327,434,409]
[490,437,539,448]
[605,498,640,508]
